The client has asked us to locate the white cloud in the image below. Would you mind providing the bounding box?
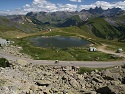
[0,0,125,15]
[79,1,125,10]
[114,1,125,10]
[24,4,31,8]
[0,8,28,15]
[70,0,82,2]
[57,4,77,11]
[23,0,77,12]
[26,0,57,12]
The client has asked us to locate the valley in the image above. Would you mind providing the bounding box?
[0,8,125,61]
[0,7,125,62]
[1,5,125,94]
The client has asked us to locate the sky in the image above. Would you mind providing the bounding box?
[0,0,125,15]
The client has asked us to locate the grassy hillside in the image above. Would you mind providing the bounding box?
[14,37,123,61]
[0,17,17,31]
[79,18,123,40]
[0,16,47,38]
[58,15,83,27]
[0,15,125,61]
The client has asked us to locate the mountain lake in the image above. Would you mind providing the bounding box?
[30,36,91,48]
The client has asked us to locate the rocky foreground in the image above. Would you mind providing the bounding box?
[0,60,125,94]
[1,45,32,59]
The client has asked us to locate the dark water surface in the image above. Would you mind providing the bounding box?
[30,36,90,48]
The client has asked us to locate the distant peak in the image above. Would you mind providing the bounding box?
[80,7,124,14]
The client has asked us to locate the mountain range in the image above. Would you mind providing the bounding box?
[0,7,125,41]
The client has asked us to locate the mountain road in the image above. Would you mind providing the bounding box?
[0,50,125,68]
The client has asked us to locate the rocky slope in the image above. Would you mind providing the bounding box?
[0,59,125,94]
[1,45,32,59]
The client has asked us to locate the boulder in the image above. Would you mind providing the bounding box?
[92,77,103,83]
[36,80,51,87]
[69,77,81,90]
[108,85,125,94]
[121,77,125,84]
[102,69,121,80]
[43,89,51,94]
[96,86,115,94]
[30,85,38,91]
[96,85,125,94]
[110,81,121,85]
[67,91,75,94]
[51,88,58,93]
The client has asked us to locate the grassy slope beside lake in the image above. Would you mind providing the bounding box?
[0,16,125,61]
[14,27,124,61]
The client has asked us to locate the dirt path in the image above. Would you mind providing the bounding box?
[0,50,125,68]
[97,44,125,58]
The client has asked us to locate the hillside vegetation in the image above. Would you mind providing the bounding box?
[0,8,125,61]
[79,18,123,40]
[0,9,125,41]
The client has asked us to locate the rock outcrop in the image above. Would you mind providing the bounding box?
[0,62,125,94]
[1,45,32,59]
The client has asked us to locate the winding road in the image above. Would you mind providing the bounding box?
[0,46,125,68]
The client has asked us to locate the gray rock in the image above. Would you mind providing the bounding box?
[16,59,29,66]
[108,85,125,94]
[111,81,121,85]
[69,77,81,90]
[1,60,125,94]
[96,86,115,94]
[36,80,51,87]
[30,85,38,91]
[102,69,121,80]
[92,77,103,83]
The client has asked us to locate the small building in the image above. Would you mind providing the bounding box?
[116,48,123,53]
[0,38,11,47]
[49,29,52,31]
[89,47,97,52]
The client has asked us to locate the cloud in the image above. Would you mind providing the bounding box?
[79,1,125,10]
[57,4,77,11]
[23,0,77,12]
[24,0,58,12]
[114,1,125,10]
[0,0,125,15]
[70,0,82,2]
